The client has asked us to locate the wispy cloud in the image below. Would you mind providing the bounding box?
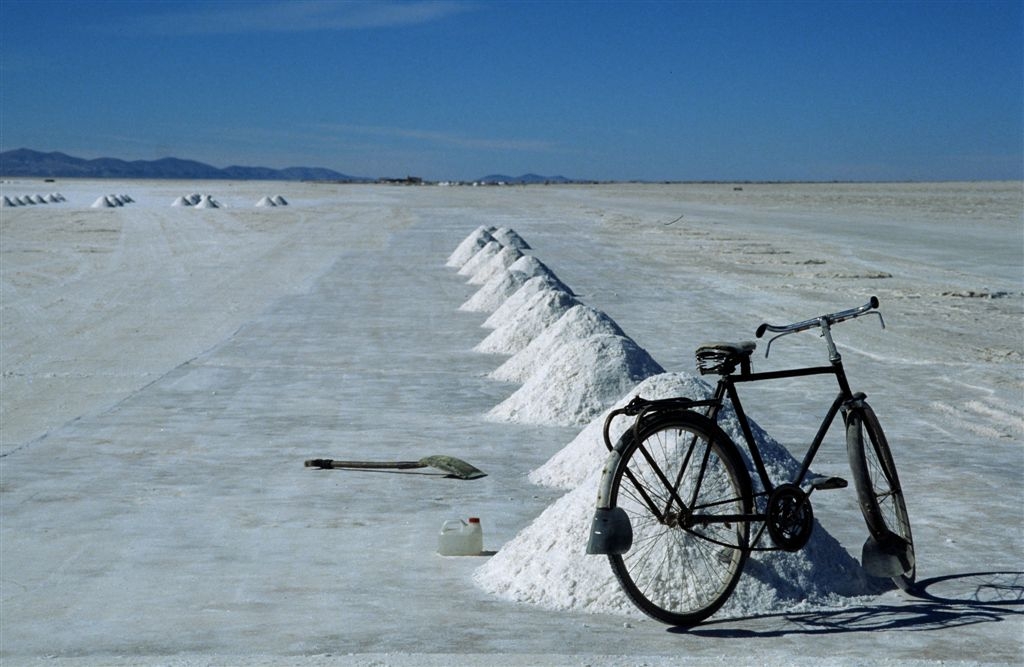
[322,123,557,153]
[146,0,477,35]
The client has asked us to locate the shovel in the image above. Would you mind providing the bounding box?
[304,455,486,480]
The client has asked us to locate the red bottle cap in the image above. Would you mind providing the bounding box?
[468,517,480,523]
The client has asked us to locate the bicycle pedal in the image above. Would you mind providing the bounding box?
[807,475,848,491]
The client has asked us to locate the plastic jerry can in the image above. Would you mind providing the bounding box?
[438,517,483,556]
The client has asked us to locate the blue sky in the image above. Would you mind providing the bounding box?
[2,0,1021,181]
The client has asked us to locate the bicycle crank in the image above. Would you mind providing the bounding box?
[766,483,814,551]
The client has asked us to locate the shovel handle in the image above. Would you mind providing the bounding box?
[304,459,426,470]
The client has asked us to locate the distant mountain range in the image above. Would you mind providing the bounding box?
[0,148,366,182]
[0,148,579,185]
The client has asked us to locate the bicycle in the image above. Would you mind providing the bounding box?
[586,297,915,626]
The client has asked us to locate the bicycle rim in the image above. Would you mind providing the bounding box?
[609,413,751,626]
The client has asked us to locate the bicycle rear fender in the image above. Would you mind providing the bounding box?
[586,506,633,556]
[587,447,632,555]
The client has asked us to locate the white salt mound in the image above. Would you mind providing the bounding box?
[2,196,17,207]
[172,196,193,207]
[461,266,530,314]
[32,194,48,204]
[447,226,496,268]
[256,196,277,207]
[478,371,882,619]
[483,274,573,331]
[491,227,531,250]
[458,240,504,279]
[467,245,524,286]
[491,305,626,384]
[272,195,288,206]
[195,195,220,209]
[91,196,114,208]
[487,333,664,426]
[474,466,878,621]
[475,288,579,355]
[460,256,564,314]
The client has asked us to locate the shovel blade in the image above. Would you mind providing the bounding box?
[419,455,487,480]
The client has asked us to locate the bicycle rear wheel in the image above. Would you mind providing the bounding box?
[608,411,752,626]
[847,404,916,590]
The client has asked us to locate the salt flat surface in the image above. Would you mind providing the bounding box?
[1,179,1022,665]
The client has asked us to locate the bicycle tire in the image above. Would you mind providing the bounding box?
[847,404,916,590]
[608,411,752,626]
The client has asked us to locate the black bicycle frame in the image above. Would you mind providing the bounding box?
[704,356,856,507]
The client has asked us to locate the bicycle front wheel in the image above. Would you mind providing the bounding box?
[847,404,916,590]
[608,411,752,626]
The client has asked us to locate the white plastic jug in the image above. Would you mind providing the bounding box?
[437,517,483,556]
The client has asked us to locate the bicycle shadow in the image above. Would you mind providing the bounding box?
[673,571,1024,637]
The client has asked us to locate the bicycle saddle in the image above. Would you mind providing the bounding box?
[695,341,756,375]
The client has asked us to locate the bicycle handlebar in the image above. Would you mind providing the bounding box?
[756,296,882,339]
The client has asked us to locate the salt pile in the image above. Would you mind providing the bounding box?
[90,194,133,208]
[483,275,574,330]
[473,463,878,620]
[479,372,879,619]
[461,257,571,314]
[256,195,289,207]
[5,192,68,207]
[460,257,544,313]
[488,334,664,426]
[491,305,626,384]
[447,225,496,268]
[467,245,524,286]
[446,226,886,623]
[474,288,579,355]
[458,240,504,279]
[172,193,221,207]
[491,227,531,250]
[194,194,220,209]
